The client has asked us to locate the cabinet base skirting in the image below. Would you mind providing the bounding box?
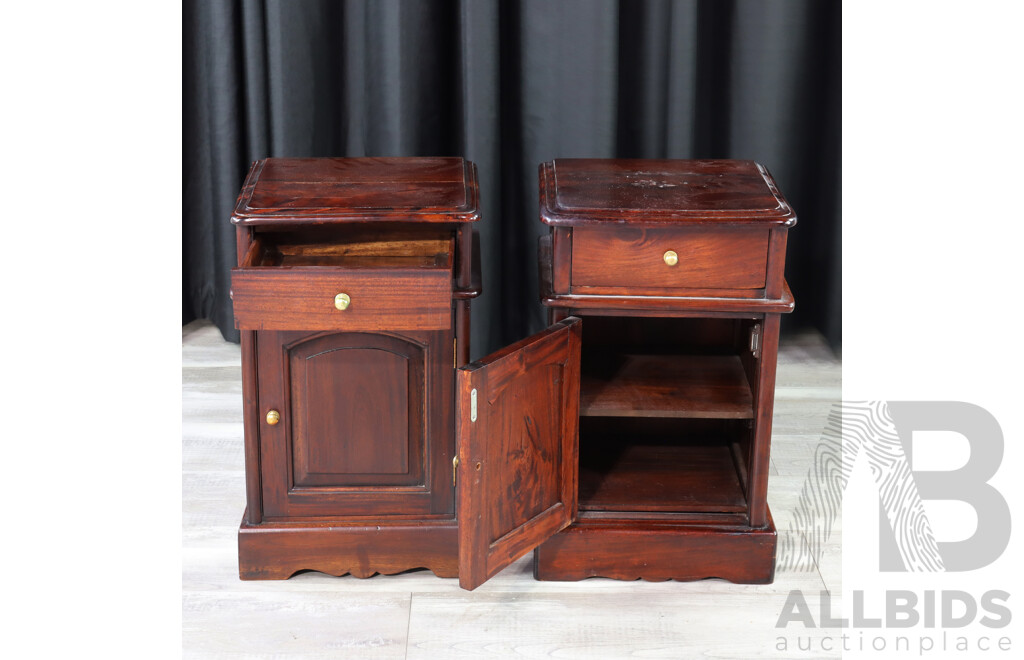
[238,515,458,580]
[532,512,777,584]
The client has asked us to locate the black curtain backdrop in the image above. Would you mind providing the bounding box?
[184,0,841,357]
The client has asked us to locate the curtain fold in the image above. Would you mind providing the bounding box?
[184,0,841,354]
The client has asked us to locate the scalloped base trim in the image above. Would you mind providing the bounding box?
[238,517,458,580]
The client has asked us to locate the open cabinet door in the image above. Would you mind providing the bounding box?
[456,317,582,590]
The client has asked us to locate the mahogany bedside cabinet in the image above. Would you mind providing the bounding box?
[230,157,482,581]
[530,158,797,584]
[228,156,793,590]
[230,157,583,590]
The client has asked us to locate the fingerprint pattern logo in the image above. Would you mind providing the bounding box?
[776,409,842,572]
[777,401,945,572]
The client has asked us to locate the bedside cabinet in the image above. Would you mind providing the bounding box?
[228,157,795,590]
[231,157,481,580]
[531,158,796,583]
[230,157,585,590]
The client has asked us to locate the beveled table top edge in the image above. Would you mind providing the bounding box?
[538,159,797,227]
[231,158,481,225]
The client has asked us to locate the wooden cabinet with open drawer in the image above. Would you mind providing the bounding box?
[231,157,481,581]
[231,228,455,331]
[227,156,798,591]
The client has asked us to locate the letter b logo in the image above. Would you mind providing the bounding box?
[884,402,1010,571]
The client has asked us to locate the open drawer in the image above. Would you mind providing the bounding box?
[231,228,454,332]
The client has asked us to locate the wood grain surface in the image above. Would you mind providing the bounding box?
[577,436,747,513]
[232,157,480,224]
[580,354,754,419]
[183,320,842,658]
[231,267,452,332]
[456,318,582,590]
[256,329,452,520]
[533,516,778,583]
[539,159,796,226]
[571,225,770,291]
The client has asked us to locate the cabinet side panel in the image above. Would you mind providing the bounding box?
[237,226,264,524]
[241,331,262,524]
[552,227,572,293]
[764,228,788,300]
[427,327,456,515]
[748,313,780,527]
[455,300,470,366]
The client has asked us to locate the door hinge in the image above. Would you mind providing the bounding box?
[750,323,762,359]
[470,388,477,422]
[452,456,459,486]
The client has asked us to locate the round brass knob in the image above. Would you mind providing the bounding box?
[663,250,679,266]
[266,410,280,426]
[334,293,351,310]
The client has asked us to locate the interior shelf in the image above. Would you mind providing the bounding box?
[578,433,747,514]
[580,354,754,419]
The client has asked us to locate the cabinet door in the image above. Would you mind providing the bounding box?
[257,328,453,518]
[456,317,582,590]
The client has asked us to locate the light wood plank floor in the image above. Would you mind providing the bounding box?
[183,320,842,659]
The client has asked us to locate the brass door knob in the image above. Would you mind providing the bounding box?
[663,250,679,266]
[266,410,281,426]
[334,293,351,310]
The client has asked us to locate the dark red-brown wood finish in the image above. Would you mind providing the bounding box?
[533,515,778,584]
[571,226,770,291]
[533,158,795,584]
[456,318,582,590]
[231,156,794,589]
[238,519,458,580]
[256,329,453,519]
[232,157,479,581]
[232,157,480,225]
[539,158,795,226]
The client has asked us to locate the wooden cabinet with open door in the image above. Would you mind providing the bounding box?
[530,158,796,584]
[455,318,581,590]
[230,158,583,589]
[232,157,479,580]
[228,157,794,590]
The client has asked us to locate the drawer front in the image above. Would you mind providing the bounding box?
[231,268,452,331]
[571,226,769,291]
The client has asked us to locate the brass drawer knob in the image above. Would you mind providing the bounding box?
[334,293,351,310]
[663,250,679,266]
[266,409,281,426]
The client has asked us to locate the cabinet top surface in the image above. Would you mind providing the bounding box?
[232,157,480,225]
[540,159,795,227]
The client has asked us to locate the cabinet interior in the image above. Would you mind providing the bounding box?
[246,225,454,269]
[577,315,760,518]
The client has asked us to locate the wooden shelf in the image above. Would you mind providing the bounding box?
[580,354,753,419]
[579,436,747,513]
